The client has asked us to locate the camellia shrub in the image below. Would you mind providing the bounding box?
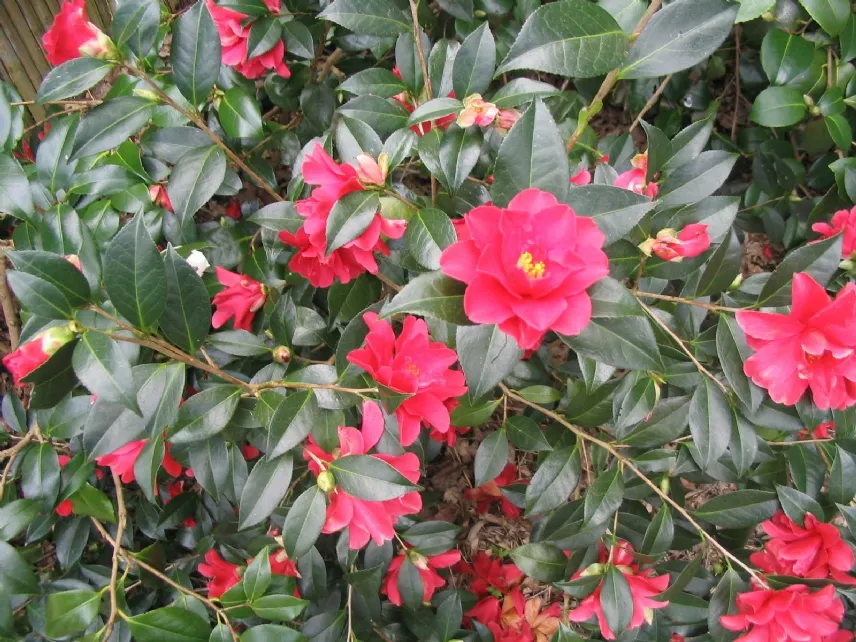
[2,0,856,640]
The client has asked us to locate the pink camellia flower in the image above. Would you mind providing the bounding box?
[3,325,76,386]
[750,511,856,585]
[458,94,500,128]
[736,273,856,409]
[355,153,388,186]
[95,439,182,485]
[279,144,406,288]
[149,185,174,213]
[640,224,711,262]
[496,109,521,132]
[382,549,461,606]
[347,313,468,446]
[812,207,856,258]
[42,0,115,66]
[464,462,525,518]
[198,550,241,598]
[205,0,290,80]
[461,552,525,625]
[571,168,592,186]
[211,267,266,332]
[615,154,659,198]
[720,584,853,642]
[440,188,609,350]
[568,541,670,640]
[303,401,422,549]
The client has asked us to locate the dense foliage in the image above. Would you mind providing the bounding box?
[1,0,856,640]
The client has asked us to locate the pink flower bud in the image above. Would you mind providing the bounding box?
[496,109,521,131]
[42,0,116,66]
[457,94,499,128]
[355,153,388,186]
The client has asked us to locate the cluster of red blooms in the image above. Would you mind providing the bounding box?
[41,0,114,66]
[458,553,560,642]
[199,548,300,598]
[211,267,267,332]
[736,272,856,409]
[464,462,524,518]
[206,0,291,80]
[303,401,422,549]
[279,144,406,288]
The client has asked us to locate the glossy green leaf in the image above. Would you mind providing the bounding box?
[326,191,380,255]
[404,208,456,270]
[525,446,580,516]
[456,324,523,400]
[71,97,153,160]
[168,145,227,223]
[45,589,101,639]
[749,87,807,127]
[266,390,320,458]
[319,0,412,37]
[600,567,633,636]
[250,595,308,622]
[583,465,624,526]
[73,332,140,414]
[37,58,114,104]
[694,490,779,528]
[283,485,327,559]
[797,0,849,35]
[510,543,567,582]
[170,386,242,443]
[239,454,294,529]
[454,23,496,97]
[566,185,656,246]
[474,429,509,487]
[172,0,221,105]
[113,0,160,57]
[757,233,842,306]
[0,156,34,224]
[128,607,211,642]
[220,88,264,139]
[330,454,419,501]
[380,272,469,325]
[689,378,732,470]
[438,126,482,192]
[160,247,212,353]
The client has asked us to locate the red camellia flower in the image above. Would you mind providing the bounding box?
[491,588,562,642]
[279,144,406,288]
[813,207,856,258]
[303,401,422,549]
[641,224,711,262]
[212,267,266,332]
[382,549,461,606]
[614,153,659,197]
[464,462,525,518]
[95,439,182,485]
[206,0,290,80]
[269,549,300,578]
[347,313,468,446]
[462,552,525,625]
[736,273,856,409]
[3,325,76,386]
[720,584,853,642]
[804,421,836,439]
[750,511,856,585]
[241,443,261,460]
[224,201,242,220]
[42,0,114,66]
[571,168,593,186]
[149,185,174,213]
[440,188,609,350]
[568,541,670,640]
[198,550,241,598]
[392,69,456,136]
[55,500,74,517]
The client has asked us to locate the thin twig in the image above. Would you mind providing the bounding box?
[127,67,283,203]
[102,470,128,640]
[408,0,432,100]
[500,384,769,587]
[90,519,241,642]
[631,290,741,313]
[629,74,673,132]
[375,272,403,293]
[731,26,741,142]
[0,251,21,349]
[317,48,344,83]
[637,299,730,396]
[0,431,34,499]
[567,0,663,152]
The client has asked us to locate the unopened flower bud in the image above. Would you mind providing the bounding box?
[408,550,430,570]
[64,254,82,271]
[133,88,161,103]
[186,250,210,277]
[272,346,291,364]
[659,476,670,495]
[317,470,336,492]
[496,108,521,132]
[355,153,388,186]
[42,325,77,355]
[580,562,605,577]
[728,273,744,291]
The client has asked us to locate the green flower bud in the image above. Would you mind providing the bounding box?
[317,470,336,492]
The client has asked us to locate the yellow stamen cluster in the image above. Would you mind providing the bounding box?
[517,251,546,279]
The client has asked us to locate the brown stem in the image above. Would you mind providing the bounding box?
[0,431,34,499]
[318,48,344,83]
[408,0,432,100]
[566,0,663,153]
[637,298,730,396]
[102,470,128,641]
[0,251,21,349]
[500,384,769,587]
[629,74,673,132]
[127,67,283,203]
[90,519,241,642]
[631,290,742,313]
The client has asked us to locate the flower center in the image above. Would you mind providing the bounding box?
[516,251,546,280]
[406,363,420,376]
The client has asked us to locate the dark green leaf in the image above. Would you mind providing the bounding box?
[128,607,211,642]
[398,556,425,609]
[510,543,567,582]
[404,208,456,270]
[113,0,160,57]
[7,250,90,309]
[491,99,569,207]
[830,446,856,505]
[566,185,656,246]
[284,485,327,559]
[694,490,779,528]
[37,58,113,104]
[172,0,221,105]
[709,569,747,642]
[0,500,40,541]
[266,390,320,458]
[380,272,468,325]
[241,624,304,642]
[36,115,79,193]
[220,88,264,140]
[660,151,738,207]
[749,87,808,127]
[330,454,419,501]
[335,116,383,164]
[491,78,562,109]
[775,484,823,524]
[281,21,314,58]
[319,0,412,37]
[757,233,842,306]
[69,483,116,523]
[453,23,496,97]
[640,504,674,556]
[340,69,408,98]
[696,230,742,296]
[797,0,849,35]
[244,546,272,602]
[506,415,552,452]
[248,18,283,58]
[689,378,732,470]
[402,521,461,556]
[761,29,814,86]
[45,589,101,638]
[188,436,229,502]
[474,429,509,487]
[340,96,411,137]
[456,324,522,400]
[0,156,34,224]
[497,0,628,78]
[600,567,633,636]
[71,97,153,160]
[160,247,212,353]
[103,213,167,330]
[716,315,763,411]
[621,0,738,79]
[73,332,140,414]
[525,446,580,516]
[583,465,624,526]
[168,146,227,224]
[170,386,242,443]
[408,97,464,126]
[0,541,38,595]
[250,595,308,622]
[439,126,482,192]
[326,191,380,255]
[239,454,293,529]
